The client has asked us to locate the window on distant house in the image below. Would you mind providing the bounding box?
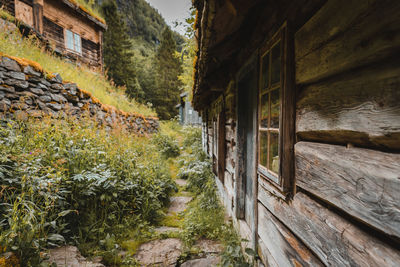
[65,29,82,54]
[258,23,295,196]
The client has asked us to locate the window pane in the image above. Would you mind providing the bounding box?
[66,30,74,50]
[271,41,281,85]
[260,93,269,127]
[261,52,269,91]
[74,33,81,53]
[270,88,280,128]
[269,131,279,174]
[260,131,268,168]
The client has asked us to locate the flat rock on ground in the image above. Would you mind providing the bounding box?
[134,238,183,266]
[194,239,223,254]
[180,255,221,267]
[168,196,192,215]
[175,179,188,187]
[46,246,104,267]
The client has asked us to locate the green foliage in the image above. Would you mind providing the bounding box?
[101,0,144,100]
[0,117,175,264]
[152,133,180,159]
[176,127,252,266]
[150,27,183,120]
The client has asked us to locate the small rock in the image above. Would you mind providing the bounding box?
[40,78,51,87]
[0,71,5,79]
[51,93,67,103]
[36,100,47,110]
[23,65,42,77]
[27,75,42,83]
[168,196,192,215]
[49,73,62,83]
[39,95,52,102]
[30,87,44,95]
[6,71,25,80]
[5,78,29,89]
[0,57,21,72]
[51,83,64,91]
[181,256,220,267]
[37,83,49,89]
[134,238,182,266]
[47,102,62,111]
[64,83,77,94]
[46,246,104,267]
[0,85,15,93]
[175,179,188,187]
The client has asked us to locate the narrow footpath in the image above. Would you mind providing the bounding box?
[133,178,223,266]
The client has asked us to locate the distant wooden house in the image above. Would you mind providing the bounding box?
[176,92,202,126]
[1,0,106,68]
[193,0,400,266]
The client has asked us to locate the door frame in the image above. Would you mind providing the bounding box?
[234,52,259,248]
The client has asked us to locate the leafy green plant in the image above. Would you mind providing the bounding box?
[152,133,180,158]
[0,116,175,264]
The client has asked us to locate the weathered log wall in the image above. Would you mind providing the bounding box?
[202,0,400,266]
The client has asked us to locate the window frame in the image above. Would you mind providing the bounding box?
[257,22,295,197]
[65,29,82,54]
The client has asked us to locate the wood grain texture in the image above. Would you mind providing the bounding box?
[258,189,400,266]
[297,60,400,150]
[295,141,400,238]
[44,0,100,43]
[258,203,324,266]
[295,0,400,84]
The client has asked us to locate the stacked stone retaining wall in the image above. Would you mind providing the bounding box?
[0,56,159,134]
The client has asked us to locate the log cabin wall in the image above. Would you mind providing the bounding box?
[1,0,16,16]
[199,0,400,266]
[1,0,104,69]
[43,0,103,69]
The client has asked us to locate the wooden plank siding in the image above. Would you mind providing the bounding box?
[258,189,400,266]
[43,16,64,52]
[295,0,400,85]
[1,0,16,16]
[258,203,323,267]
[199,0,400,266]
[296,59,400,151]
[295,142,400,239]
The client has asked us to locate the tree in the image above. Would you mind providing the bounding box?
[101,0,144,100]
[151,27,183,120]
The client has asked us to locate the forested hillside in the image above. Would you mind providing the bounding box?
[98,0,187,119]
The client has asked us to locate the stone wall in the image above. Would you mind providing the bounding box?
[0,55,159,134]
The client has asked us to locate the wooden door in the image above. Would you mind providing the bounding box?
[236,59,258,226]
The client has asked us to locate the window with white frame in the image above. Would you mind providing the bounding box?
[65,29,82,54]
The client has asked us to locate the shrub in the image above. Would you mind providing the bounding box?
[152,133,180,158]
[0,117,175,264]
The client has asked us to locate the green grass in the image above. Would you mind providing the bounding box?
[0,12,155,117]
[70,0,105,23]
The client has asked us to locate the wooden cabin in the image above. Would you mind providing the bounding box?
[1,0,106,68]
[192,0,400,266]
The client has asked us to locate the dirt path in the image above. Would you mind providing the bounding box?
[133,179,222,266]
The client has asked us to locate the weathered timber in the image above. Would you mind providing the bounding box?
[257,203,323,266]
[295,142,400,239]
[257,238,279,267]
[295,0,400,84]
[258,189,400,266]
[296,60,400,150]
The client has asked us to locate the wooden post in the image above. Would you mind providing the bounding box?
[32,0,43,34]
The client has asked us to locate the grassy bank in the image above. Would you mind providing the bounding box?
[0,116,175,265]
[0,11,155,117]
